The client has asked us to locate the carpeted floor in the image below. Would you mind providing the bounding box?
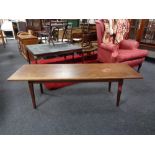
[0,40,155,135]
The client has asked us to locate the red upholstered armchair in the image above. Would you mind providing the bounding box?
[96,20,148,71]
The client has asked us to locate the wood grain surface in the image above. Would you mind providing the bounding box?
[8,63,142,82]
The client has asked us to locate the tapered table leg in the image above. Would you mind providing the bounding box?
[28,81,36,109]
[26,49,31,64]
[108,82,111,92]
[116,80,123,107]
[81,51,84,63]
[39,83,43,94]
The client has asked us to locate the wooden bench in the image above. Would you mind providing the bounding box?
[8,63,142,109]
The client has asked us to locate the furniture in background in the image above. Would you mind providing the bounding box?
[129,19,155,45]
[0,30,6,48]
[71,22,97,44]
[70,21,97,57]
[17,21,27,32]
[26,19,68,36]
[129,19,155,59]
[26,19,42,33]
[8,63,142,109]
[28,19,70,44]
[61,22,73,42]
[17,32,38,60]
[80,21,97,44]
[96,20,148,71]
[67,19,80,27]
[1,20,16,39]
[26,42,83,64]
[45,20,68,44]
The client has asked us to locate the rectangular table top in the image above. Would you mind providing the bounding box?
[17,34,38,40]
[26,43,82,56]
[8,63,142,82]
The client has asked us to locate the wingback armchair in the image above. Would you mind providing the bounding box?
[96,20,148,71]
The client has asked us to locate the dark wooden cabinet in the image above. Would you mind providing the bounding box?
[129,19,155,47]
[26,19,42,31]
[129,20,140,40]
[129,19,155,58]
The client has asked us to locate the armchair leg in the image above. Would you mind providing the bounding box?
[137,63,142,72]
[108,82,111,92]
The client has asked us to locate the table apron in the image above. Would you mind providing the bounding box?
[28,79,123,83]
[28,49,83,58]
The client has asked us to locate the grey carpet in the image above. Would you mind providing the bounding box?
[0,40,155,135]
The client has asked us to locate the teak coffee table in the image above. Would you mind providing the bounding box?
[8,63,142,109]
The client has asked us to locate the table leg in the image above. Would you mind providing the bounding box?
[34,58,37,64]
[57,28,59,41]
[2,36,5,48]
[62,26,67,42]
[116,80,123,106]
[72,53,75,63]
[81,51,84,63]
[26,49,31,64]
[64,55,67,62]
[108,82,111,92]
[28,81,36,109]
[39,33,42,43]
[39,83,44,94]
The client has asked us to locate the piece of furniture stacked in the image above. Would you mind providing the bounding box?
[17,32,39,60]
[0,30,7,48]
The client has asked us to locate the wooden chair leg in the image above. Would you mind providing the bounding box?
[2,36,6,48]
[137,63,142,72]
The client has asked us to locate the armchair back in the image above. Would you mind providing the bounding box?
[96,20,104,45]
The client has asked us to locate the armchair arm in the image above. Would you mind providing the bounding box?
[119,39,139,49]
[100,43,118,52]
[100,43,119,61]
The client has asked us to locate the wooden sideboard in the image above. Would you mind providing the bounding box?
[17,33,38,60]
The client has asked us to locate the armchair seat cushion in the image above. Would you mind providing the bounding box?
[119,39,139,49]
[117,49,148,62]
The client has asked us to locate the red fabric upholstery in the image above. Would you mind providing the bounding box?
[96,20,104,45]
[100,43,118,52]
[119,39,139,49]
[117,49,148,62]
[44,82,77,90]
[96,20,148,68]
[122,58,145,67]
[31,52,97,64]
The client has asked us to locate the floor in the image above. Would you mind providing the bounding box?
[0,40,155,135]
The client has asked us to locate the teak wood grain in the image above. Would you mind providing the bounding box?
[8,63,142,82]
[17,34,38,40]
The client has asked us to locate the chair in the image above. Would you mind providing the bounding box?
[0,30,6,48]
[96,20,148,71]
[62,22,73,43]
